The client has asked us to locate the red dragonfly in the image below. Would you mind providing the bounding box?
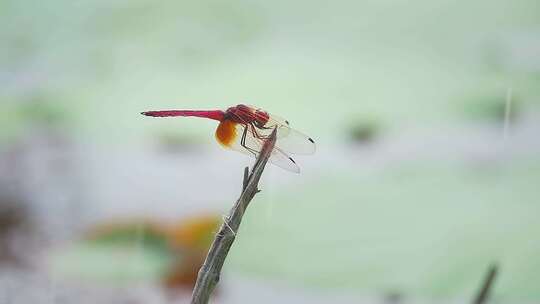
[142,104,315,173]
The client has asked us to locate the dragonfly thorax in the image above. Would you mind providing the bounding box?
[225,104,270,127]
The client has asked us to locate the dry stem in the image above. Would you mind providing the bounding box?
[473,263,499,304]
[190,129,277,304]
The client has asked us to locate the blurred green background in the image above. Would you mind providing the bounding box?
[1,0,539,303]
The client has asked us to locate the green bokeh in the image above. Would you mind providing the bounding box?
[2,0,539,299]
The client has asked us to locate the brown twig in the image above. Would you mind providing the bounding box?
[190,129,277,304]
[472,263,499,304]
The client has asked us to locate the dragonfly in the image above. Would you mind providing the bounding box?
[141,104,315,173]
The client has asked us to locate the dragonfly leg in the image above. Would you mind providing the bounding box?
[251,123,298,165]
[240,125,259,156]
[250,124,269,140]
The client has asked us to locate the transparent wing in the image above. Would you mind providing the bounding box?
[244,105,316,155]
[223,123,300,173]
[269,146,301,173]
[274,127,316,155]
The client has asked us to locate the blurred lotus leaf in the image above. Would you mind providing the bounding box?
[155,131,203,153]
[18,94,69,126]
[0,194,34,265]
[347,117,381,144]
[462,93,520,123]
[49,214,220,290]
[169,215,219,250]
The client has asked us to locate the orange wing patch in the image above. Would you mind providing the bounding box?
[215,120,238,147]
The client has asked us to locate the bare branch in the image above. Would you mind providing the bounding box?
[473,263,499,304]
[242,166,249,192]
[190,128,277,304]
